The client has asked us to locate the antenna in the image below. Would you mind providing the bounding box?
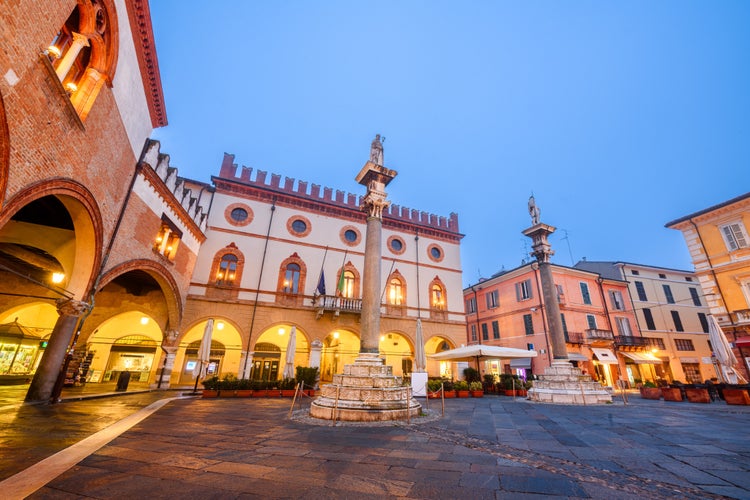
[560,229,575,265]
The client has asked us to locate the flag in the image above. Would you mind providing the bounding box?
[337,269,346,296]
[316,272,326,296]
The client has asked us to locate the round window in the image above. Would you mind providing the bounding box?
[430,246,441,259]
[344,229,358,242]
[391,239,403,252]
[291,219,307,234]
[230,207,248,223]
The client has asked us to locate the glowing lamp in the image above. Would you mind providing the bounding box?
[51,272,65,284]
[140,317,149,325]
[216,322,225,330]
[47,45,61,58]
[64,82,77,93]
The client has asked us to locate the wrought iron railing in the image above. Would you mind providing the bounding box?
[586,329,614,341]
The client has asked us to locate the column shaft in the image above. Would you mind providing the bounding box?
[539,262,568,360]
[360,216,382,353]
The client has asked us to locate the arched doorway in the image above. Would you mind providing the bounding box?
[175,319,243,384]
[104,335,158,384]
[425,336,455,379]
[180,339,225,384]
[320,329,360,382]
[379,331,413,377]
[250,325,310,381]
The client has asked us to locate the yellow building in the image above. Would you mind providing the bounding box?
[666,192,750,381]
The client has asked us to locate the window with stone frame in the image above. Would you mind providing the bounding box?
[719,221,749,251]
[276,254,307,298]
[216,254,238,285]
[283,263,301,294]
[387,276,404,305]
[153,215,182,262]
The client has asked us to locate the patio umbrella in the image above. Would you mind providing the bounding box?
[708,314,746,384]
[414,318,426,372]
[428,344,537,372]
[193,318,214,379]
[283,326,297,379]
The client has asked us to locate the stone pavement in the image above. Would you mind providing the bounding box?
[1,389,749,499]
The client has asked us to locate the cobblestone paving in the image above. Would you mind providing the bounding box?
[2,391,748,499]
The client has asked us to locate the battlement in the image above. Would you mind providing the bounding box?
[218,153,460,233]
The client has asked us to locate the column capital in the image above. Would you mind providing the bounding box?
[56,298,91,317]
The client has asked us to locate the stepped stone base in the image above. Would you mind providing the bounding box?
[528,361,612,405]
[310,354,421,421]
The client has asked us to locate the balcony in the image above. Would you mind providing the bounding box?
[564,331,584,344]
[314,294,362,319]
[732,309,750,325]
[586,329,614,341]
[614,336,658,349]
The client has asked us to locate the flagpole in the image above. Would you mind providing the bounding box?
[316,246,328,289]
[336,249,349,295]
[314,246,329,303]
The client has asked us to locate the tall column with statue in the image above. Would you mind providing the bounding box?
[309,135,420,421]
[523,196,612,404]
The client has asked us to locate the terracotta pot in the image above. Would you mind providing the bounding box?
[427,392,441,399]
[639,387,661,400]
[470,390,484,398]
[442,390,455,398]
[251,390,267,398]
[219,390,236,398]
[281,390,296,397]
[235,390,253,398]
[685,388,710,404]
[661,387,683,402]
[456,390,470,398]
[202,390,218,398]
[723,388,750,405]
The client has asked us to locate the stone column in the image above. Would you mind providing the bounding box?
[523,223,567,361]
[239,351,254,379]
[355,159,397,357]
[156,345,178,389]
[308,339,323,369]
[55,32,89,81]
[26,299,90,402]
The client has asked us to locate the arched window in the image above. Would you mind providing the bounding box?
[342,270,355,298]
[431,284,444,309]
[44,1,120,121]
[388,277,403,305]
[283,263,301,294]
[216,254,238,285]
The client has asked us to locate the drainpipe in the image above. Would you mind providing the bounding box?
[241,196,277,378]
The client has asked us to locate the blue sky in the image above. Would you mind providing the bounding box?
[149,1,750,286]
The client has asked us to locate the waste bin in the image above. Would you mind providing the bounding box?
[115,371,131,392]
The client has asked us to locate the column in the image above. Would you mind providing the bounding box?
[156,344,178,389]
[55,32,90,81]
[26,299,90,402]
[308,339,323,369]
[360,214,383,354]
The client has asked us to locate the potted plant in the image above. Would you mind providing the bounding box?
[639,381,661,400]
[201,376,219,398]
[721,386,750,405]
[661,382,683,402]
[502,375,521,396]
[469,381,484,397]
[684,385,711,404]
[427,379,443,399]
[442,380,456,398]
[280,378,297,397]
[463,367,481,383]
[296,366,319,396]
[483,374,496,393]
[236,377,253,398]
[251,379,268,397]
[455,380,470,397]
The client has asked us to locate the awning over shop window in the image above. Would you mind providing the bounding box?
[567,353,588,361]
[621,351,661,364]
[510,358,532,368]
[591,348,618,364]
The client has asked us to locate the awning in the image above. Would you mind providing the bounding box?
[510,358,532,368]
[567,352,588,361]
[621,351,661,364]
[591,348,618,365]
[734,337,750,347]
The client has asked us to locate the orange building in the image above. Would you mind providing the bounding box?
[667,192,750,381]
[464,263,648,388]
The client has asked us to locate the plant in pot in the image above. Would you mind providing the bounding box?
[279,377,297,397]
[442,380,456,398]
[201,376,219,398]
[427,379,443,399]
[296,366,319,396]
[455,380,470,397]
[251,379,268,397]
[469,381,484,397]
[639,380,661,400]
[463,367,481,383]
[236,377,253,397]
[219,374,239,397]
[483,374,496,393]
[661,381,683,402]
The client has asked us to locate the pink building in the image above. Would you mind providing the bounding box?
[464,263,651,388]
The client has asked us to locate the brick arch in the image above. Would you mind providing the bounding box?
[0,92,7,206]
[0,179,104,300]
[76,0,120,82]
[98,258,183,331]
[209,243,245,287]
[276,252,308,295]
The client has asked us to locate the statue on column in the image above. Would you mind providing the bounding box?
[528,195,540,225]
[369,134,384,165]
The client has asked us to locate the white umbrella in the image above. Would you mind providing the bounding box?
[283,326,297,379]
[708,314,745,384]
[193,318,214,379]
[414,318,426,372]
[428,344,538,362]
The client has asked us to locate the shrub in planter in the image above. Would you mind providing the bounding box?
[455,380,470,397]
[295,366,319,391]
[483,374,496,392]
[463,367,481,383]
[469,381,484,397]
[201,376,219,398]
[279,377,298,396]
[235,378,253,397]
[442,380,456,398]
[427,379,443,399]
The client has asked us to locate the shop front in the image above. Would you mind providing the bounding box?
[0,320,46,384]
